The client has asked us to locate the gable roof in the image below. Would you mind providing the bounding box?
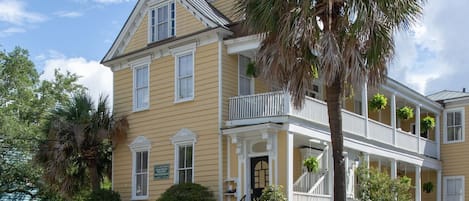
[427,90,469,102]
[101,0,230,64]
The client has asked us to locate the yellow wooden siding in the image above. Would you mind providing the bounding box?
[113,42,220,200]
[210,0,237,22]
[441,105,469,201]
[124,15,148,54]
[254,78,270,94]
[221,47,238,122]
[277,131,287,194]
[175,3,206,37]
[293,147,302,181]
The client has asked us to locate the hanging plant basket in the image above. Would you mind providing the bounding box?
[421,116,436,132]
[397,106,414,120]
[423,181,434,193]
[369,93,388,112]
[303,156,319,173]
[246,61,258,77]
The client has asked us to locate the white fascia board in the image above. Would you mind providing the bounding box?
[224,35,262,54]
[222,123,283,135]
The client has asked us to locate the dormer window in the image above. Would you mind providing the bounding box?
[149,1,175,42]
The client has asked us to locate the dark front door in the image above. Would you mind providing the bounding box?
[250,156,269,201]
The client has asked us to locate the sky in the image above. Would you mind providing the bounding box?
[0,0,468,104]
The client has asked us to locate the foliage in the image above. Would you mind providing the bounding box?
[423,181,434,193]
[303,156,319,173]
[36,94,128,199]
[157,183,216,201]
[256,185,287,201]
[397,106,414,120]
[85,189,121,201]
[236,0,424,200]
[357,163,412,201]
[0,46,84,200]
[246,61,258,77]
[421,116,436,132]
[369,93,388,111]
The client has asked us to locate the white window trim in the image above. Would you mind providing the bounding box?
[174,49,195,103]
[129,136,152,200]
[132,59,150,112]
[147,0,175,43]
[443,107,465,144]
[171,128,197,184]
[444,175,465,201]
[238,55,254,96]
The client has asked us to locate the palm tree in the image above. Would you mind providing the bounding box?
[36,94,128,199]
[236,0,423,200]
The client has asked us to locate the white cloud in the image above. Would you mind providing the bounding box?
[54,11,83,18]
[93,0,131,4]
[0,0,46,25]
[39,52,113,107]
[391,0,469,95]
[0,27,26,37]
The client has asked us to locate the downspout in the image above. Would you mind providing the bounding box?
[217,32,224,201]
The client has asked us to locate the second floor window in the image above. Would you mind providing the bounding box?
[150,1,175,42]
[239,55,253,95]
[445,109,464,143]
[133,65,149,111]
[175,52,194,101]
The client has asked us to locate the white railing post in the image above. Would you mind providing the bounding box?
[391,93,397,146]
[435,114,441,159]
[416,105,421,154]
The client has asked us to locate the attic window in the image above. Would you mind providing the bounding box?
[149,1,175,42]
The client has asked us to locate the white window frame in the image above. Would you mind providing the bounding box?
[129,136,151,200]
[444,176,465,201]
[171,128,197,184]
[238,55,254,96]
[174,50,195,103]
[148,0,175,43]
[443,107,465,144]
[132,59,150,112]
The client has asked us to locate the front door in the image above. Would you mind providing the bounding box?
[250,156,269,201]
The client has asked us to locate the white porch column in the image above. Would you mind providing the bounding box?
[415,166,421,201]
[390,159,397,179]
[286,132,294,200]
[391,93,397,145]
[362,82,369,138]
[416,105,421,154]
[363,153,370,169]
[437,170,442,201]
[435,114,441,159]
[328,144,334,197]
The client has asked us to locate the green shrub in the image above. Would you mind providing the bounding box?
[369,93,388,111]
[84,189,120,201]
[397,106,414,120]
[157,183,215,201]
[257,185,287,201]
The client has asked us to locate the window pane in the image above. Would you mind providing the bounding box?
[186,145,193,167]
[158,22,168,40]
[455,127,462,141]
[448,128,454,141]
[142,151,148,171]
[239,76,251,95]
[179,146,185,168]
[158,6,168,23]
[448,112,454,126]
[178,55,193,76]
[136,67,148,88]
[136,152,142,172]
[455,112,462,125]
[136,174,144,196]
[179,170,186,183]
[239,56,250,76]
[187,169,193,183]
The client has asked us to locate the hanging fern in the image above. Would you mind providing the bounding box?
[369,93,388,111]
[397,106,414,120]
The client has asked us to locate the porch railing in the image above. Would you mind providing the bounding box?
[227,91,438,158]
[292,192,332,201]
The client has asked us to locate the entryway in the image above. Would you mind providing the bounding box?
[250,156,269,201]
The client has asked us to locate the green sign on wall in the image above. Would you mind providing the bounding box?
[154,164,170,180]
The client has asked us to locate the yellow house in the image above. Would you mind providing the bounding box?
[101,1,468,201]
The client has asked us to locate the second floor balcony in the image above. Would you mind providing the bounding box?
[227,91,439,159]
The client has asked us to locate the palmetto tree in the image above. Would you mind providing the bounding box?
[37,94,128,199]
[236,0,423,200]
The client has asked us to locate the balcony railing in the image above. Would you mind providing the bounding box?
[228,91,438,158]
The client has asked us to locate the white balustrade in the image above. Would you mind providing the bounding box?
[396,130,418,152]
[292,192,332,201]
[368,120,393,144]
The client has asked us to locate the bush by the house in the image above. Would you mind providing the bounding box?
[257,185,287,201]
[157,183,215,201]
[85,189,121,201]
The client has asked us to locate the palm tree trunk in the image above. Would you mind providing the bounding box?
[326,77,346,201]
[88,160,100,191]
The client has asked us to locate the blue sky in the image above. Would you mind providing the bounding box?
[1,0,469,102]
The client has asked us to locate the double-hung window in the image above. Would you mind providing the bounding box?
[177,144,193,183]
[149,1,175,42]
[444,176,464,201]
[133,64,149,111]
[175,52,194,102]
[445,108,464,143]
[129,136,151,200]
[238,55,253,95]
